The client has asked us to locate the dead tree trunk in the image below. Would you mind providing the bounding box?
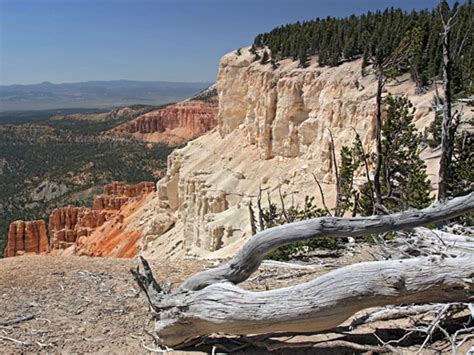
[248,201,257,236]
[437,4,458,200]
[132,193,474,347]
[373,74,385,212]
[327,128,341,209]
[181,192,473,291]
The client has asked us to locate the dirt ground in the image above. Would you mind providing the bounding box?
[1,245,472,354]
[0,255,212,353]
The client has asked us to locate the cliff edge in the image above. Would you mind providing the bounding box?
[137,47,444,260]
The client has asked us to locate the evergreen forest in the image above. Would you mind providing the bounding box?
[253,1,473,96]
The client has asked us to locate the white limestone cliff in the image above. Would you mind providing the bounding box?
[139,47,442,260]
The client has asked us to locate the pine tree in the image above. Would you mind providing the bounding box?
[260,50,269,64]
[252,2,473,97]
[334,146,360,216]
[359,95,432,214]
[297,45,309,68]
[425,113,473,198]
[449,123,474,197]
[425,111,443,148]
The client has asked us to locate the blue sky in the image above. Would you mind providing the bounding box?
[0,0,450,85]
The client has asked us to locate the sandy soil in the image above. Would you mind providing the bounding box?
[1,246,472,354]
[0,255,210,353]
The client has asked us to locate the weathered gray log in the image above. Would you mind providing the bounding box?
[181,192,474,291]
[392,227,474,258]
[134,255,473,346]
[350,304,448,327]
[132,193,474,347]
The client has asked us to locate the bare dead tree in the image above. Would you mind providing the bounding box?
[437,2,460,200]
[373,74,385,212]
[132,193,474,347]
[257,186,265,231]
[310,172,332,216]
[327,128,341,208]
[248,201,257,236]
[278,185,290,223]
[351,127,375,207]
[367,31,415,214]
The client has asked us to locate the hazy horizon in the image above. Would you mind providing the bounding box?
[0,79,211,111]
[1,0,459,86]
[1,79,213,87]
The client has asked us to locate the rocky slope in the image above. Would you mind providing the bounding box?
[136,47,464,261]
[5,49,470,262]
[4,182,156,258]
[48,206,113,250]
[0,122,171,254]
[111,99,218,145]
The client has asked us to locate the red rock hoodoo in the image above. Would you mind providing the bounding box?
[92,196,129,210]
[74,181,157,258]
[92,181,156,210]
[113,100,218,144]
[103,181,156,197]
[5,181,156,258]
[49,182,156,251]
[48,206,112,250]
[4,220,49,257]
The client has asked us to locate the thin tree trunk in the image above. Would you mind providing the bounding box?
[311,172,332,216]
[248,201,257,236]
[351,128,375,208]
[327,129,340,211]
[438,21,454,200]
[278,186,290,223]
[373,74,384,212]
[257,187,265,232]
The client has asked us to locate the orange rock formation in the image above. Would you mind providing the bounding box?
[92,181,156,210]
[75,194,151,258]
[103,181,156,197]
[4,220,49,257]
[92,196,129,210]
[5,181,156,259]
[113,100,218,144]
[49,206,112,250]
[49,181,156,256]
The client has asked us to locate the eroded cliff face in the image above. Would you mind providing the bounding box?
[103,181,156,197]
[5,181,157,259]
[50,182,157,257]
[113,100,218,145]
[49,206,112,250]
[139,48,439,260]
[2,49,445,261]
[92,182,155,210]
[4,220,49,257]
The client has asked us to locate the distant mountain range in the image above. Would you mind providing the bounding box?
[0,80,211,111]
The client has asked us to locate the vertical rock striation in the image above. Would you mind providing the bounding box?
[103,181,156,197]
[4,220,49,257]
[49,181,156,253]
[113,100,218,144]
[4,181,157,258]
[141,48,439,260]
[48,206,112,250]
